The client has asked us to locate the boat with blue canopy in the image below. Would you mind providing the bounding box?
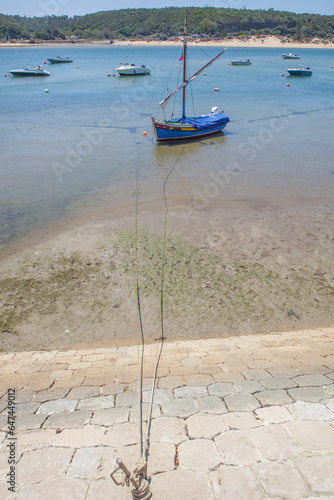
[47,56,73,64]
[231,59,251,66]
[151,15,229,142]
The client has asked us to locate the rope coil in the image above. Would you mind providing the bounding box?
[111,458,152,499]
[131,477,152,500]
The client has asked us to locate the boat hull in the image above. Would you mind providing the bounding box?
[116,67,151,76]
[47,58,73,64]
[231,61,251,66]
[287,69,312,76]
[282,54,300,59]
[152,116,229,141]
[9,70,50,76]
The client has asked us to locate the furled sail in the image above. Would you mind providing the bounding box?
[159,47,227,110]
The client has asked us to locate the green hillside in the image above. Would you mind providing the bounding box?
[1,7,333,42]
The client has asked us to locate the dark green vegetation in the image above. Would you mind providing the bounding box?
[1,7,334,42]
[1,227,333,352]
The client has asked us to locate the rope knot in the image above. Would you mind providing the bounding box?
[111,458,152,500]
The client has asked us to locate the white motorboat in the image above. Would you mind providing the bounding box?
[287,66,312,76]
[115,63,151,76]
[9,66,50,77]
[282,53,300,59]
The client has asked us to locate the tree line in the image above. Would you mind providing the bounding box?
[1,7,334,42]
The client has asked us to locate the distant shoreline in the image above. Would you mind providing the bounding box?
[1,35,333,50]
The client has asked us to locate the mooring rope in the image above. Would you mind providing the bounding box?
[134,135,145,460]
[144,152,184,464]
[112,118,184,500]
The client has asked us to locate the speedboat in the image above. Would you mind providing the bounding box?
[231,59,251,66]
[115,63,151,76]
[287,66,312,76]
[282,53,300,59]
[47,56,73,63]
[9,66,50,76]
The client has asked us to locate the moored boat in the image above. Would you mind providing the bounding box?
[287,66,312,76]
[47,56,73,63]
[9,66,50,77]
[282,53,300,59]
[115,63,151,76]
[151,15,229,142]
[231,59,251,66]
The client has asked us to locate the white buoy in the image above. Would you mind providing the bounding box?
[45,89,49,93]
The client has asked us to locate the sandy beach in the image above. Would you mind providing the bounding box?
[1,35,334,49]
[1,187,333,353]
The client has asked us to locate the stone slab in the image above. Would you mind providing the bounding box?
[286,421,334,452]
[294,455,334,494]
[287,401,334,421]
[174,386,208,399]
[215,430,263,466]
[91,407,129,426]
[186,414,228,439]
[251,423,301,460]
[210,465,263,500]
[208,382,236,397]
[255,389,293,406]
[224,411,262,430]
[43,410,92,429]
[224,393,260,412]
[37,398,78,414]
[253,460,310,499]
[160,399,197,419]
[288,387,330,403]
[150,470,213,500]
[77,396,114,411]
[16,477,88,500]
[293,374,333,386]
[17,448,74,485]
[178,438,221,471]
[196,395,227,414]
[255,405,294,424]
[150,416,188,445]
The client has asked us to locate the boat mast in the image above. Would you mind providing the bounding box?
[182,13,188,119]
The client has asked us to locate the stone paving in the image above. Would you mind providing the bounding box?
[0,326,334,499]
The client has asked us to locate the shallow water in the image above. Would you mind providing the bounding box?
[0,45,334,254]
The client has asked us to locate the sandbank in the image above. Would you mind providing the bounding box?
[1,35,333,50]
[1,188,334,353]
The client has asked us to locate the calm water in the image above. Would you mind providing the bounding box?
[1,45,334,252]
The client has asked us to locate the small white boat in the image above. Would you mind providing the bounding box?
[115,63,151,76]
[231,59,251,66]
[287,66,312,76]
[282,53,300,59]
[9,66,50,77]
[47,56,73,64]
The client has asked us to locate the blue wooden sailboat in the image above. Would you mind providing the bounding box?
[151,15,229,142]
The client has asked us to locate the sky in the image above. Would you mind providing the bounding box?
[1,0,333,18]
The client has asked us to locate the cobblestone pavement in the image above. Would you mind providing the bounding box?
[0,327,334,499]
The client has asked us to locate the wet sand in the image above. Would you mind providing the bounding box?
[1,187,333,353]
